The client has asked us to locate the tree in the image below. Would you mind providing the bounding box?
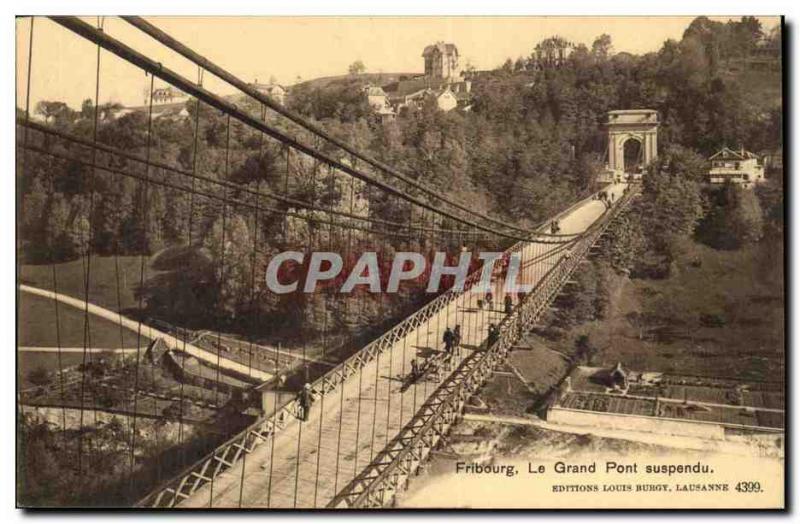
[138,246,217,327]
[348,60,366,76]
[27,366,50,387]
[734,16,764,54]
[640,146,705,262]
[698,183,764,249]
[34,101,76,128]
[42,195,73,260]
[604,212,647,273]
[80,99,94,119]
[203,213,254,323]
[574,335,598,365]
[591,34,613,59]
[462,59,476,76]
[653,144,708,182]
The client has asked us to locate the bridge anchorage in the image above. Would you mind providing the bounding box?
[606,109,659,178]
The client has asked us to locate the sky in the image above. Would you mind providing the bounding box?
[16,16,781,110]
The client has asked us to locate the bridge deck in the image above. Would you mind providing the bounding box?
[179,183,626,508]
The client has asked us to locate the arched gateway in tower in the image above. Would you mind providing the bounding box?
[606,109,659,175]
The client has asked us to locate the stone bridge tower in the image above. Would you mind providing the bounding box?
[606,109,659,173]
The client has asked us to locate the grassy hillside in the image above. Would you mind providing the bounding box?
[562,239,783,382]
[18,292,147,348]
[20,255,151,314]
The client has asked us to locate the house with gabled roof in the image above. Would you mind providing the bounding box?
[708,147,765,188]
[250,80,287,106]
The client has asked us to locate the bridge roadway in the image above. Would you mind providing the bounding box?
[179,183,626,508]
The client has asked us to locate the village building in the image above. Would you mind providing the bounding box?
[363,85,396,122]
[434,87,458,112]
[746,28,782,72]
[708,147,765,187]
[364,42,472,116]
[381,78,472,113]
[104,101,190,121]
[373,104,397,123]
[250,80,287,106]
[364,85,389,109]
[422,41,461,80]
[149,86,186,105]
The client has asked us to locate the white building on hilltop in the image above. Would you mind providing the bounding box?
[708,147,765,188]
[147,86,187,105]
[250,81,287,106]
[363,85,396,122]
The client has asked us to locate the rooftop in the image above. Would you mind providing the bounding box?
[383,77,471,101]
[608,109,658,114]
[606,109,659,125]
[557,391,784,430]
[422,42,458,57]
[557,365,784,431]
[250,82,286,92]
[383,77,441,98]
[709,146,760,161]
[364,85,387,97]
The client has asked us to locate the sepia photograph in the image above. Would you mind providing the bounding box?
[13,11,785,510]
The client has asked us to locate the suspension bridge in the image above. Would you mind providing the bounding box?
[16,16,638,508]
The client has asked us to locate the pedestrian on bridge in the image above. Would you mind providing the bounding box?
[453,325,462,357]
[487,323,500,348]
[550,220,561,235]
[297,383,315,422]
[484,291,494,310]
[504,295,514,315]
[410,358,421,381]
[443,327,455,354]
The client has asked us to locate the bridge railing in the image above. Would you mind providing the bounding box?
[136,185,620,507]
[327,187,636,508]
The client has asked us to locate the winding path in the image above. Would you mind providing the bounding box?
[19,285,272,381]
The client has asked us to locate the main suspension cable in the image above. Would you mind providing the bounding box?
[121,15,537,238]
[49,16,566,244]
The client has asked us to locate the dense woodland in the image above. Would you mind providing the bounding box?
[18,16,782,340]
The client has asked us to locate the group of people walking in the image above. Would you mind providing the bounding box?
[296,276,523,423]
[478,291,515,314]
[597,190,615,209]
[442,324,462,357]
